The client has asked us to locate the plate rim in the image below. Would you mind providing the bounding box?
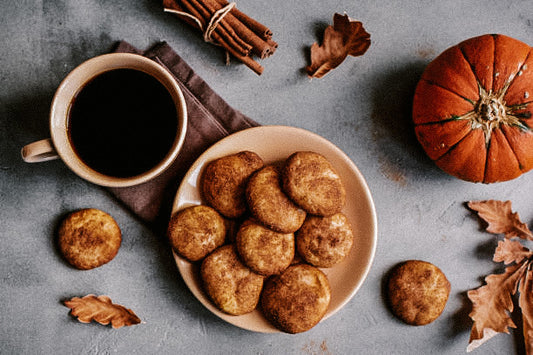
[170,125,378,333]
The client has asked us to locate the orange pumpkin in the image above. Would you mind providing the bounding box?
[413,34,533,183]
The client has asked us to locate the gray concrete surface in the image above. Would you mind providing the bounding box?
[2,0,533,354]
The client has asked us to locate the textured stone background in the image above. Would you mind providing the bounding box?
[2,0,533,354]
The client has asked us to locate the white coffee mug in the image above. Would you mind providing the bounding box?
[21,53,187,187]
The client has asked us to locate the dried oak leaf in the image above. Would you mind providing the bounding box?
[467,200,533,240]
[305,13,370,79]
[467,262,528,352]
[64,295,141,329]
[519,269,533,355]
[494,239,533,265]
[466,200,533,354]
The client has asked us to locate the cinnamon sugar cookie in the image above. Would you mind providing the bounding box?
[201,151,264,218]
[167,205,226,262]
[261,264,331,333]
[236,219,294,276]
[246,165,306,233]
[387,260,450,325]
[282,151,345,216]
[58,208,121,270]
[201,245,264,315]
[296,213,354,268]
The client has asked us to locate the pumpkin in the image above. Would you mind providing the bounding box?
[413,34,533,183]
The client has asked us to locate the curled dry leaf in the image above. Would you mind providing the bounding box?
[64,295,141,329]
[466,200,533,354]
[467,200,533,240]
[305,13,370,79]
[519,269,533,355]
[494,239,533,265]
[467,262,527,352]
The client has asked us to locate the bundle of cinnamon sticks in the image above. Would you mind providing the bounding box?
[163,0,277,75]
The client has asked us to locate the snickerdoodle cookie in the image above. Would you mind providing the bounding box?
[387,260,450,325]
[167,205,226,262]
[296,212,354,268]
[246,165,306,233]
[261,264,331,333]
[236,219,295,276]
[201,245,264,315]
[282,151,345,216]
[58,208,121,270]
[201,151,264,219]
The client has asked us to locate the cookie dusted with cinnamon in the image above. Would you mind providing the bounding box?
[386,260,450,325]
[201,151,264,219]
[246,165,306,233]
[201,245,264,315]
[236,219,295,276]
[282,151,345,216]
[58,208,122,270]
[296,212,354,268]
[167,205,226,262]
[261,264,331,333]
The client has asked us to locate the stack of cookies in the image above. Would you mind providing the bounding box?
[167,150,355,333]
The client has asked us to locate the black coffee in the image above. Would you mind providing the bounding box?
[67,68,178,178]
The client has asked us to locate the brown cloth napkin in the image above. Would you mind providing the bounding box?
[109,41,259,226]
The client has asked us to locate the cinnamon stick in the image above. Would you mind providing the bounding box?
[177,0,263,74]
[164,0,272,74]
[203,0,276,59]
[168,0,251,57]
[214,0,272,40]
[163,1,202,30]
[190,0,252,56]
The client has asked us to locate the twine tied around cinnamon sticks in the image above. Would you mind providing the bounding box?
[163,0,277,75]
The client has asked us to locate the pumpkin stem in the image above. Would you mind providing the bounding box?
[473,93,507,145]
[471,81,515,146]
[459,81,529,146]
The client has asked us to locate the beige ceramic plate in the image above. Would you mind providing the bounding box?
[171,125,377,333]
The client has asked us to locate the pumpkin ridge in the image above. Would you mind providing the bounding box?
[414,110,478,128]
[415,119,474,160]
[508,100,533,109]
[414,115,470,127]
[504,47,533,97]
[493,35,531,94]
[422,79,476,105]
[458,45,488,96]
[434,126,478,162]
[481,137,492,183]
[499,127,526,172]
[491,34,498,94]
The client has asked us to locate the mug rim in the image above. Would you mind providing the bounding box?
[50,53,188,188]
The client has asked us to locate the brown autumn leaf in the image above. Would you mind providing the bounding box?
[519,269,533,355]
[467,200,533,240]
[494,239,533,265]
[305,13,371,79]
[467,200,533,354]
[64,295,141,329]
[467,262,527,352]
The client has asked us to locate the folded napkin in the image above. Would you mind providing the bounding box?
[109,41,259,226]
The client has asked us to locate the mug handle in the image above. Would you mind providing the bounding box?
[21,138,60,163]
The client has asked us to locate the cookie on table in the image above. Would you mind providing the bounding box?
[167,205,226,262]
[246,165,306,233]
[282,151,345,216]
[386,260,451,325]
[296,212,354,268]
[201,151,264,219]
[236,219,295,276]
[58,208,121,270]
[201,245,264,315]
[261,264,331,333]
